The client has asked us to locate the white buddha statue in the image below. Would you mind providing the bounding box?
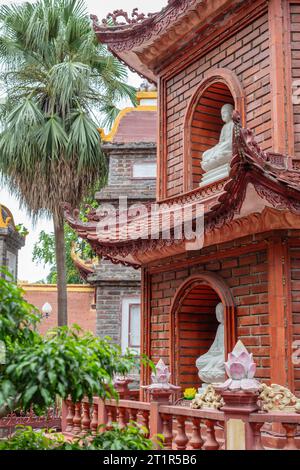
[199,103,234,187]
[196,302,226,391]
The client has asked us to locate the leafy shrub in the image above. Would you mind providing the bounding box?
[0,426,65,450]
[0,275,143,415]
[0,424,161,451]
[81,423,162,451]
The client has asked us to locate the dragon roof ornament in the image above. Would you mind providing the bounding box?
[101,8,157,27]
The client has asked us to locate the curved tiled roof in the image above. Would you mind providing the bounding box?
[91,1,243,81]
[99,91,157,144]
[0,204,15,229]
[64,113,300,268]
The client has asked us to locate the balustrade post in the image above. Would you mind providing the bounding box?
[65,400,75,433]
[282,423,298,450]
[190,417,203,450]
[142,359,180,448]
[174,416,188,450]
[73,402,82,434]
[221,390,259,450]
[161,414,173,450]
[91,400,100,435]
[113,376,132,400]
[249,422,264,450]
[81,401,91,435]
[202,419,219,450]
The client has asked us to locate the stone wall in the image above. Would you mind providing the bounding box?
[95,143,156,204]
[91,260,140,342]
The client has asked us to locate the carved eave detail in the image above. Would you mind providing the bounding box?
[91,0,244,81]
[64,115,300,268]
[70,242,97,281]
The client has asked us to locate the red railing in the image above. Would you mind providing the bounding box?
[62,396,300,450]
[0,406,61,438]
[62,397,225,449]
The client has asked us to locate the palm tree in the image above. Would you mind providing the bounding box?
[0,0,136,325]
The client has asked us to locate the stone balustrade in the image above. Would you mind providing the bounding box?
[62,395,300,450]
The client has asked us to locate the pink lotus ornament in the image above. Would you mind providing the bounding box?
[142,359,180,391]
[214,340,260,392]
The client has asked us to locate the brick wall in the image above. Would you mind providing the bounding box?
[22,285,96,335]
[291,3,300,157]
[165,13,270,197]
[149,241,270,389]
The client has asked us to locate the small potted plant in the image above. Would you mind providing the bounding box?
[183,387,197,401]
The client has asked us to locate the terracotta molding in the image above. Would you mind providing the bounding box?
[284,1,295,157]
[169,273,236,385]
[268,0,286,154]
[268,237,289,387]
[139,208,300,268]
[284,240,295,391]
[147,240,268,274]
[183,69,246,192]
[157,77,167,200]
[20,283,94,292]
[159,0,268,80]
[140,267,151,400]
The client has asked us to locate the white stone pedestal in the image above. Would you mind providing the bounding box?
[199,163,230,188]
[198,383,209,396]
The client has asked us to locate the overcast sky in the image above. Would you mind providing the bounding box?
[0,0,166,282]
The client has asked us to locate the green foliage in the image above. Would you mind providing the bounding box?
[82,423,162,451]
[0,424,161,451]
[33,224,94,283]
[0,426,65,450]
[0,273,40,344]
[0,277,141,415]
[0,0,136,221]
[4,326,139,410]
[15,223,29,237]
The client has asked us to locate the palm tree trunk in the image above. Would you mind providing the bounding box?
[54,215,68,326]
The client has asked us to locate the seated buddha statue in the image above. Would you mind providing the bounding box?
[200,103,234,186]
[196,302,226,390]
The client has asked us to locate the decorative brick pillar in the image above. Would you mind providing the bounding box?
[113,376,132,400]
[221,390,259,450]
[142,359,180,440]
[214,340,261,450]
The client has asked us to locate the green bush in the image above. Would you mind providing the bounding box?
[0,424,162,451]
[0,426,65,450]
[80,423,162,451]
[0,275,143,416]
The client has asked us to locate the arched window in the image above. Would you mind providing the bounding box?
[183,69,245,191]
[169,273,236,388]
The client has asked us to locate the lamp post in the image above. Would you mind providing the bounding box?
[41,302,52,319]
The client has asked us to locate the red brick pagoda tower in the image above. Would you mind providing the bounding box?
[65,0,300,397]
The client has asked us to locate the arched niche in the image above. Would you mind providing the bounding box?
[183,69,246,192]
[169,272,236,389]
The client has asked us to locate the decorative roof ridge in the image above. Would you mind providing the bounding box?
[99,103,157,143]
[64,114,300,267]
[91,0,204,49]
[70,242,98,281]
[0,203,15,228]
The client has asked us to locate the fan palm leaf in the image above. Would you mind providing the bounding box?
[0,0,136,325]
